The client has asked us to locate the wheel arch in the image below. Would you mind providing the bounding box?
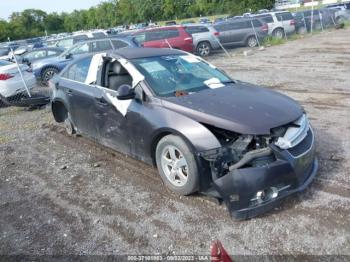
[150,128,197,167]
[40,65,60,80]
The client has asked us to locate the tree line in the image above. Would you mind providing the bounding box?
[0,0,275,42]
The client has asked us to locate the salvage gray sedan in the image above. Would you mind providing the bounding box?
[50,48,318,219]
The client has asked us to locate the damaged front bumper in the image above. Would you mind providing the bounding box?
[202,128,317,220]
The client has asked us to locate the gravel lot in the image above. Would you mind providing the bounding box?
[0,28,349,257]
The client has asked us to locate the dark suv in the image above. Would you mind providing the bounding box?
[213,18,268,48]
[133,26,194,53]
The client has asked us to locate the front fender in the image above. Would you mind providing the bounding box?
[148,105,221,153]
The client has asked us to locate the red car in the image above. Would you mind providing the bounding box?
[133,26,194,53]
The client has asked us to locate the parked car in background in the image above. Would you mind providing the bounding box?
[48,32,108,50]
[181,20,196,25]
[0,60,36,99]
[50,48,317,219]
[326,2,350,23]
[0,42,20,56]
[214,17,226,23]
[199,17,211,24]
[32,37,137,84]
[293,9,338,34]
[20,47,64,64]
[184,24,220,56]
[253,11,295,38]
[133,26,194,53]
[213,18,268,48]
[165,21,177,26]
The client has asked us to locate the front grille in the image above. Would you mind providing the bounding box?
[288,129,313,157]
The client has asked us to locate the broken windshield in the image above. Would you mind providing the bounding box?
[131,55,233,97]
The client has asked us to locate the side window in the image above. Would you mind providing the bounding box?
[57,38,73,49]
[199,26,209,33]
[276,12,294,21]
[252,19,262,27]
[111,40,129,49]
[62,56,93,83]
[69,42,90,55]
[134,33,146,44]
[24,50,46,59]
[165,29,179,38]
[256,15,273,23]
[92,40,112,52]
[47,50,59,56]
[185,26,200,35]
[146,30,164,41]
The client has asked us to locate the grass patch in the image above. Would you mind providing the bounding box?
[343,21,350,28]
[0,135,12,144]
[263,36,286,46]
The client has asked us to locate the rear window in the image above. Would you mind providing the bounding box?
[276,12,294,21]
[185,26,210,35]
[255,14,274,23]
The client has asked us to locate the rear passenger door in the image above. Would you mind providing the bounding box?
[226,21,249,44]
[164,28,181,47]
[214,23,231,45]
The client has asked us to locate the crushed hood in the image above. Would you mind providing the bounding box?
[161,83,303,135]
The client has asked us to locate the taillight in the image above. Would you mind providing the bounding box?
[0,73,14,80]
[290,19,296,26]
[184,37,193,43]
[261,24,268,32]
[213,32,220,36]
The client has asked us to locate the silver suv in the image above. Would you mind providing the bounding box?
[184,25,221,56]
[254,11,296,38]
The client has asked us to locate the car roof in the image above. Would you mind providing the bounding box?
[109,48,185,59]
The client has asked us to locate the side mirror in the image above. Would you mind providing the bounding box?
[117,84,135,100]
[22,58,29,64]
[65,53,72,59]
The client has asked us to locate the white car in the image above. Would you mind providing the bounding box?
[254,11,296,38]
[0,60,36,98]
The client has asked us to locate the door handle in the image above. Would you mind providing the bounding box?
[66,89,73,96]
[96,97,108,106]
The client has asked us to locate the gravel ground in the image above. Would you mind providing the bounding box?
[0,28,349,257]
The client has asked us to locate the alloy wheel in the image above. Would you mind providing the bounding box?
[160,145,189,187]
[197,43,210,56]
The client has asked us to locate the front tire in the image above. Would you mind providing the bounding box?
[64,113,75,136]
[41,67,59,84]
[196,41,212,57]
[155,135,199,195]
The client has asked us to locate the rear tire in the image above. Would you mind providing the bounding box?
[273,28,285,39]
[246,36,258,48]
[196,41,212,57]
[155,135,199,195]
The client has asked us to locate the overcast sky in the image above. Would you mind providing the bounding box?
[0,0,104,20]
